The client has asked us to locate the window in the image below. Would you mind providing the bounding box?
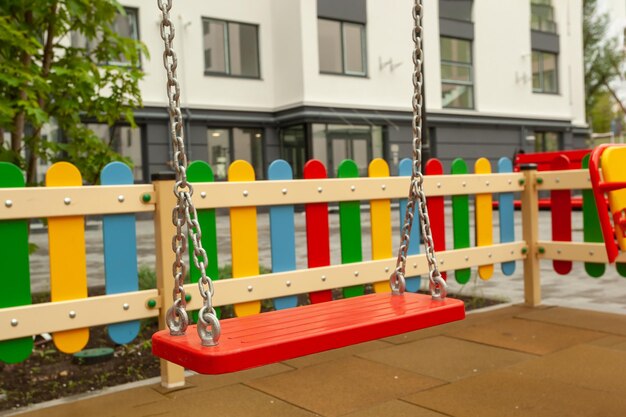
[207,128,230,180]
[312,124,383,176]
[534,131,561,152]
[88,124,144,182]
[207,127,264,180]
[531,0,557,33]
[280,125,307,179]
[532,51,558,93]
[318,19,366,76]
[440,37,474,109]
[202,19,260,78]
[71,8,140,66]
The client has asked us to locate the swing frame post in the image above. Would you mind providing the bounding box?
[520,164,542,306]
[152,173,186,388]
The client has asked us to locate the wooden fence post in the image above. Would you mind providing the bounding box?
[520,164,541,306]
[153,173,185,388]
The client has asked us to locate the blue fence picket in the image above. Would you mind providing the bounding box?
[498,157,516,276]
[398,158,421,292]
[101,162,140,344]
[268,160,298,310]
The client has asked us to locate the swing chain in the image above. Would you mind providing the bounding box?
[390,0,447,300]
[157,0,221,345]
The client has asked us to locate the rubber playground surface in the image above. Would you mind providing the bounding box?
[9,303,626,417]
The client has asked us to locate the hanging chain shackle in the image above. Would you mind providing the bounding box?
[390,0,447,300]
[157,0,220,345]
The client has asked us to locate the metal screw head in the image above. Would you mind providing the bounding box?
[10,319,18,327]
[413,263,417,269]
[555,178,560,184]
[488,253,493,258]
[123,303,130,311]
[286,280,291,287]
[69,310,77,319]
[4,200,12,208]
[281,188,288,195]
[117,195,125,203]
[465,256,469,261]
[354,271,359,277]
[462,181,467,187]
[589,251,594,256]
[247,285,253,292]
[200,191,207,199]
[321,275,327,282]
[486,181,490,186]
[384,267,389,273]
[317,187,323,193]
[64,197,72,205]
[381,184,387,190]
[243,190,249,197]
[508,179,512,185]
[437,182,441,188]
[350,185,356,192]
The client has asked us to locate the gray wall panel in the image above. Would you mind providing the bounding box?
[189,123,208,163]
[439,0,473,21]
[531,30,560,53]
[317,0,366,23]
[146,122,171,177]
[434,126,520,170]
[439,18,474,40]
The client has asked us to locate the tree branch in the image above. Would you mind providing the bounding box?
[604,81,626,115]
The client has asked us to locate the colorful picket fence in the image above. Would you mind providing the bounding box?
[0,161,150,363]
[1,152,626,386]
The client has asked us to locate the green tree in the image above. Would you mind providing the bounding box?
[584,0,625,129]
[589,90,616,133]
[0,0,147,184]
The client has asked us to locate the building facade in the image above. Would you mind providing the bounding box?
[107,0,587,182]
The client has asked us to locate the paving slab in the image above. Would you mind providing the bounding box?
[12,386,167,417]
[282,340,390,369]
[404,369,626,417]
[381,304,535,345]
[516,306,626,336]
[585,334,626,348]
[167,363,293,396]
[159,383,318,417]
[246,356,445,417]
[506,344,626,395]
[449,317,607,355]
[340,400,449,417]
[358,336,534,382]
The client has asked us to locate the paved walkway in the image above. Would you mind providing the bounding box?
[9,304,626,417]
[28,209,626,314]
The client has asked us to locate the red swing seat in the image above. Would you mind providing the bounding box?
[589,144,626,263]
[152,292,465,374]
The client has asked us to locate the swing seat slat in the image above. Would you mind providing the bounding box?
[152,292,465,374]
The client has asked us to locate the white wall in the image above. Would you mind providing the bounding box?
[128,0,586,126]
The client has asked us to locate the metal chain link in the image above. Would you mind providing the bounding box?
[157,0,220,345]
[390,0,447,300]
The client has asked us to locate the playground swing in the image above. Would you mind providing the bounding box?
[151,0,465,375]
[589,144,626,264]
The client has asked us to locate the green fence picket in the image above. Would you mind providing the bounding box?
[338,160,364,298]
[0,163,33,364]
[451,158,471,284]
[581,154,605,278]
